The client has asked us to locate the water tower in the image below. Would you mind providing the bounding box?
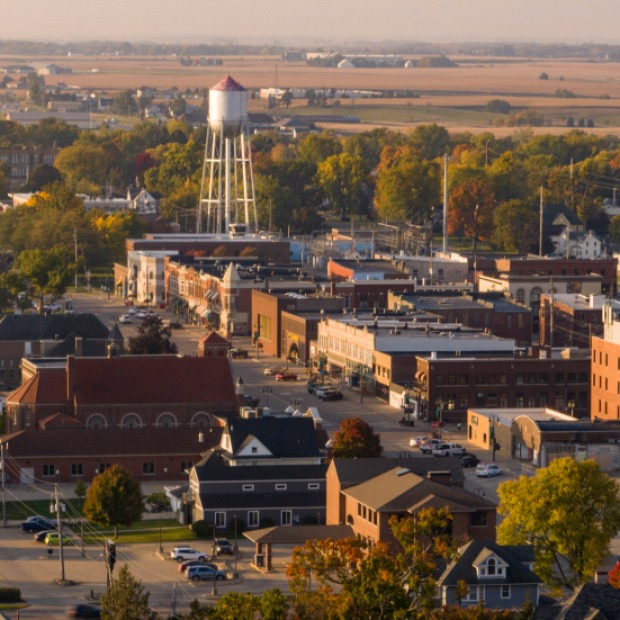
[197,76,258,234]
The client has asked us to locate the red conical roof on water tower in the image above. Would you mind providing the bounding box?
[211,76,246,92]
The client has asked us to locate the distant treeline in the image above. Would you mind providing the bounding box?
[2,39,620,60]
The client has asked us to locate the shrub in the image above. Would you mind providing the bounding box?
[539,71,549,80]
[485,99,511,114]
[0,588,21,603]
[191,520,211,539]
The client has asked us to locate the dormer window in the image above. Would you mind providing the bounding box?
[477,555,506,578]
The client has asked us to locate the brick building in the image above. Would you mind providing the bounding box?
[591,303,620,422]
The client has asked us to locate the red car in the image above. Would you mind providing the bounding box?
[275,372,297,381]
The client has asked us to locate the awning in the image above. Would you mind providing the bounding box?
[207,289,218,300]
[201,308,210,318]
[195,304,207,316]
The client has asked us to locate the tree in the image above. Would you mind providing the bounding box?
[448,176,495,246]
[100,564,155,620]
[493,200,539,253]
[128,315,178,355]
[74,478,87,501]
[316,152,367,218]
[332,417,383,458]
[83,465,144,539]
[497,457,620,591]
[20,164,62,192]
[609,560,620,589]
[112,90,138,116]
[16,245,74,313]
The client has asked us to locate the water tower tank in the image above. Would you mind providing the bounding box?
[208,75,248,137]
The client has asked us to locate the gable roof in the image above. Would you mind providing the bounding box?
[7,368,66,405]
[438,539,540,587]
[0,425,222,459]
[535,583,620,620]
[200,331,230,346]
[224,416,321,458]
[330,457,465,488]
[45,335,108,357]
[0,313,109,341]
[343,467,496,514]
[67,354,236,406]
[38,412,84,429]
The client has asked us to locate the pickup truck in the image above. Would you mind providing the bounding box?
[432,443,466,457]
[419,438,443,454]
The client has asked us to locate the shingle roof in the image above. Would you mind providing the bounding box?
[193,451,328,482]
[7,368,66,405]
[244,524,354,544]
[45,335,108,357]
[0,313,108,341]
[199,490,326,511]
[0,426,222,459]
[343,467,496,514]
[225,417,321,458]
[438,539,540,587]
[330,457,465,488]
[68,355,236,406]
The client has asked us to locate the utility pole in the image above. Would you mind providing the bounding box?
[539,186,544,257]
[53,484,66,582]
[442,153,449,253]
[1,441,5,528]
[74,228,79,289]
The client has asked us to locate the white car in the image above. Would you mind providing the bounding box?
[127,307,137,315]
[409,436,428,448]
[432,443,467,457]
[118,315,132,324]
[170,546,210,562]
[419,439,443,454]
[476,463,503,478]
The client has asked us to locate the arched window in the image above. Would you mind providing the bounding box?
[121,413,142,429]
[191,412,213,428]
[156,413,177,428]
[487,558,496,575]
[530,287,543,305]
[515,289,525,304]
[87,414,107,429]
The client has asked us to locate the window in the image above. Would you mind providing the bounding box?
[180,461,192,473]
[247,511,259,528]
[515,374,524,385]
[470,511,487,526]
[281,510,292,526]
[555,372,565,383]
[99,463,111,474]
[143,462,155,475]
[516,289,525,304]
[242,484,254,492]
[71,464,83,477]
[275,484,287,491]
[465,586,484,602]
[308,483,320,490]
[43,464,55,477]
[487,558,497,575]
[215,512,226,528]
[501,585,511,599]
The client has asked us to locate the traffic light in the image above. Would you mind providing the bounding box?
[105,540,117,572]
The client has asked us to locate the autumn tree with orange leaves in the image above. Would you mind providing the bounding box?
[332,417,383,458]
[448,176,495,248]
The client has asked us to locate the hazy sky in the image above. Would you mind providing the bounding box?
[2,0,619,44]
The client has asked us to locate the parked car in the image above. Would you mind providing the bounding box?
[476,463,503,478]
[215,538,234,555]
[419,439,443,454]
[127,307,137,315]
[230,348,248,359]
[43,303,62,313]
[118,315,132,324]
[263,366,284,376]
[34,529,56,543]
[45,532,74,546]
[186,565,227,582]
[432,443,466,457]
[321,389,344,401]
[460,454,480,468]
[307,381,318,394]
[21,516,57,533]
[170,546,210,562]
[66,603,102,618]
[178,559,216,573]
[409,436,428,448]
[314,385,333,398]
[243,394,260,408]
[275,372,297,381]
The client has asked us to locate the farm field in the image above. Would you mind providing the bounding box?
[4,52,620,135]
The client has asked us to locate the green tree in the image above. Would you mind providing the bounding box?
[128,315,178,355]
[493,199,539,253]
[332,417,383,458]
[112,90,138,116]
[408,123,451,160]
[448,176,495,246]
[210,592,258,620]
[74,478,87,501]
[296,131,342,165]
[83,465,144,539]
[497,457,620,591]
[374,145,440,223]
[16,245,73,313]
[258,588,289,620]
[54,143,111,189]
[316,152,366,218]
[20,163,62,192]
[100,564,155,620]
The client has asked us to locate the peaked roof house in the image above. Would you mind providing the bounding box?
[188,412,329,532]
[437,539,541,609]
[326,458,496,550]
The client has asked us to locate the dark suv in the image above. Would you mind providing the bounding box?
[21,516,58,533]
[215,538,234,555]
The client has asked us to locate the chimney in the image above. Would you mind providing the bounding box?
[74,336,83,357]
